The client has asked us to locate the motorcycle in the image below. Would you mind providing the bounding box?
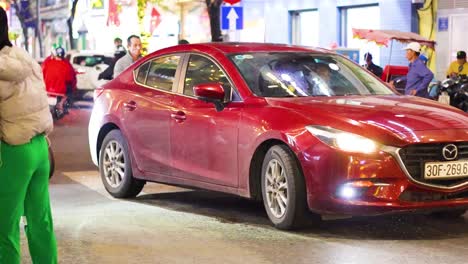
[47,92,72,120]
[433,75,468,112]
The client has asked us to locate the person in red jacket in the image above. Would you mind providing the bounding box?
[42,47,77,112]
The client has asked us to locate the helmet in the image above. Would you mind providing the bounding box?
[55,47,65,59]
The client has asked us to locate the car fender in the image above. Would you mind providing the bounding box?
[237,105,317,196]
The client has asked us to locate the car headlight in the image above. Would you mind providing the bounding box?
[306,125,378,154]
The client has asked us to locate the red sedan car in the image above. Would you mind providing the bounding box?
[89,43,468,230]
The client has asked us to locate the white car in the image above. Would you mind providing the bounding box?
[68,50,113,98]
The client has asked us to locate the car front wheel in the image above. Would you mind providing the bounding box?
[99,129,145,198]
[261,145,308,230]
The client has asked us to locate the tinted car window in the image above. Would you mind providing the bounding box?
[184,55,232,101]
[145,55,180,91]
[230,53,395,97]
[73,55,109,67]
[135,62,151,84]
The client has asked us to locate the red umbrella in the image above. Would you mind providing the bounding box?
[352,28,436,49]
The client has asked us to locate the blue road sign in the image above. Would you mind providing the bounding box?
[438,17,449,32]
[221,6,243,30]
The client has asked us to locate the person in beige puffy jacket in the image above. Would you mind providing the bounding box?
[0,7,58,264]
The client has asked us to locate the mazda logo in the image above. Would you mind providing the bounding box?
[442,144,458,160]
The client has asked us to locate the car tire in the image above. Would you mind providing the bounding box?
[99,129,145,198]
[261,145,308,230]
[430,209,467,218]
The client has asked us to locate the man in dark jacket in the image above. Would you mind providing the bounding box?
[98,45,127,80]
[363,52,383,78]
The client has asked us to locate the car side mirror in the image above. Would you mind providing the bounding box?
[193,83,226,111]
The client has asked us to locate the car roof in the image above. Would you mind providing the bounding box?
[153,42,334,56]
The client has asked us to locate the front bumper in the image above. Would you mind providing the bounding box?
[298,142,468,216]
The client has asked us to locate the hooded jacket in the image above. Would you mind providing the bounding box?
[0,45,53,145]
[42,55,77,95]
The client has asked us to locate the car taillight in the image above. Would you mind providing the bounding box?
[94,88,104,100]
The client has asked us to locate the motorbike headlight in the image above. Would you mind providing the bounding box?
[306,126,378,154]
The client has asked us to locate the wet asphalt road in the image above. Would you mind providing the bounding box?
[20,106,468,264]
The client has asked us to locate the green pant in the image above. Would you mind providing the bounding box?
[0,134,58,264]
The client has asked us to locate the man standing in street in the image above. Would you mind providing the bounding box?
[402,42,433,98]
[446,50,468,78]
[363,52,383,78]
[113,35,142,78]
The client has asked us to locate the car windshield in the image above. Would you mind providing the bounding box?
[229,52,395,97]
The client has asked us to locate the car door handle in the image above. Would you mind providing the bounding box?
[123,101,137,111]
[171,111,186,123]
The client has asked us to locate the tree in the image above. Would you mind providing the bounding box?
[136,0,163,55]
[205,0,223,42]
[136,0,149,55]
[67,0,79,50]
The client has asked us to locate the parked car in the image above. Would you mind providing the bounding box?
[68,50,113,98]
[89,43,468,230]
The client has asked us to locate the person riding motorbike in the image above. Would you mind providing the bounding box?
[42,47,77,116]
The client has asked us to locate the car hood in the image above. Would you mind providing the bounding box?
[267,95,468,145]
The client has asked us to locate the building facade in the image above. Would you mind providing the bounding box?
[261,0,418,67]
[436,0,468,79]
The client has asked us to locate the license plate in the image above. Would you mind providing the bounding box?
[424,160,468,180]
[47,97,57,105]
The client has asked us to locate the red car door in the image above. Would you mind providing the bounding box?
[122,55,182,176]
[170,54,242,187]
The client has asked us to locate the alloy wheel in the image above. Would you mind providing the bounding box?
[102,140,126,188]
[265,159,289,218]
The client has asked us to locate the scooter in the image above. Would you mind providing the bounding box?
[436,75,468,112]
[47,92,72,120]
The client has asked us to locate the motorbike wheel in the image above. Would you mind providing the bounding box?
[63,97,72,115]
[50,96,71,121]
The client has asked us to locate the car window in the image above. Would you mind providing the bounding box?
[135,62,151,84]
[73,55,106,67]
[145,55,180,91]
[103,56,114,65]
[73,56,87,66]
[184,54,233,101]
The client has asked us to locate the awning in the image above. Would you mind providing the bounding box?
[352,28,436,49]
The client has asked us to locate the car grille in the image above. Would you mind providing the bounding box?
[398,142,468,188]
[400,190,468,202]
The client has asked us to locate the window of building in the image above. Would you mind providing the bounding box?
[340,5,380,65]
[290,9,319,47]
